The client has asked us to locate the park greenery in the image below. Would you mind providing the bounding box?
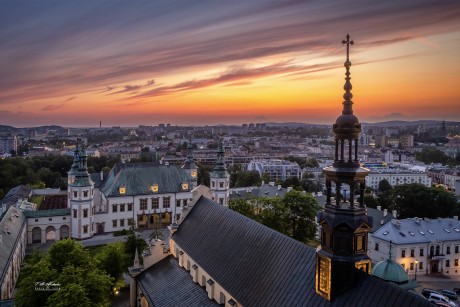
[15,230,148,307]
[229,190,320,243]
[415,147,460,166]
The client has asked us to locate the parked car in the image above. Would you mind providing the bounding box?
[439,290,458,301]
[426,293,456,307]
[423,288,441,298]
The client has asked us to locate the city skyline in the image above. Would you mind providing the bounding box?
[1,1,460,127]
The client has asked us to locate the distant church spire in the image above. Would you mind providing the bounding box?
[210,141,230,206]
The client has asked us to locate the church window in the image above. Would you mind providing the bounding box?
[120,219,125,227]
[112,220,117,228]
[73,209,77,218]
[152,198,159,209]
[140,199,148,210]
[128,203,133,211]
[163,197,171,208]
[112,204,117,213]
[83,190,88,197]
[83,225,88,233]
[120,204,125,212]
[83,209,88,218]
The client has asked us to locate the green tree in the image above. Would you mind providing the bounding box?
[95,242,130,283]
[415,147,458,165]
[235,171,261,187]
[363,194,379,209]
[229,199,257,220]
[390,184,459,219]
[378,179,392,194]
[125,231,149,264]
[283,191,320,242]
[258,197,288,233]
[46,284,92,307]
[261,173,271,183]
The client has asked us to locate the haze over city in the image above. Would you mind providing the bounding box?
[1,0,459,127]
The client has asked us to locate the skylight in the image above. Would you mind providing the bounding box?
[428,230,434,234]
[383,231,389,235]
[444,228,451,233]
[399,232,406,237]
[454,228,460,232]
[409,231,415,236]
[418,230,425,235]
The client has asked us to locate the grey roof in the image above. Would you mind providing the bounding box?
[100,162,192,197]
[172,196,431,307]
[136,255,218,307]
[0,206,26,284]
[366,208,394,233]
[0,185,31,212]
[229,184,288,199]
[373,217,460,244]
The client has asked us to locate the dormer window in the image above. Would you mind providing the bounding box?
[151,184,159,193]
[182,183,189,190]
[119,186,126,194]
[191,170,197,178]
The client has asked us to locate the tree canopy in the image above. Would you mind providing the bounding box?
[415,147,458,166]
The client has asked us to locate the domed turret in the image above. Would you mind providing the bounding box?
[372,259,409,284]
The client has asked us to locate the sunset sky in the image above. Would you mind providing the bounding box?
[1,0,459,127]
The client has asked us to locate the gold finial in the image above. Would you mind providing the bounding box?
[342,34,354,62]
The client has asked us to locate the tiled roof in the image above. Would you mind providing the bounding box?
[100,162,192,197]
[23,208,70,218]
[136,256,218,307]
[0,206,26,284]
[373,217,460,244]
[171,196,432,307]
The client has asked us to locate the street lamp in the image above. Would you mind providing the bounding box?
[414,260,418,280]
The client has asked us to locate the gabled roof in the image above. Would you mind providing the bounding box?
[0,206,26,284]
[100,162,192,197]
[136,255,218,307]
[172,196,431,307]
[373,217,460,244]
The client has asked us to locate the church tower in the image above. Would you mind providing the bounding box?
[210,143,230,206]
[181,141,198,189]
[315,34,372,301]
[68,142,95,239]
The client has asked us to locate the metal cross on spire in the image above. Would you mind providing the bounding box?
[342,34,354,61]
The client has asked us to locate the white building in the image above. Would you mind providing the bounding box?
[370,217,460,277]
[365,168,431,191]
[0,136,17,155]
[247,159,301,181]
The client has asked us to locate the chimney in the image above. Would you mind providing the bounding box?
[392,210,397,218]
[377,206,381,211]
[454,216,459,220]
[380,219,384,225]
[100,171,103,181]
[383,209,387,217]
[278,185,282,191]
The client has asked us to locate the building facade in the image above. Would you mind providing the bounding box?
[365,169,431,191]
[247,159,301,181]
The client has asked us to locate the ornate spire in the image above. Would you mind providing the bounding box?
[342,34,354,115]
[214,142,226,171]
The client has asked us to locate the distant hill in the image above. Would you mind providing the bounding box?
[362,120,460,127]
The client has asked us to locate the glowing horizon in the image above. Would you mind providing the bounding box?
[1,1,459,128]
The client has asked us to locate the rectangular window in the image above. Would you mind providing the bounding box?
[420,248,424,257]
[176,199,181,208]
[120,219,125,227]
[410,263,414,270]
[456,246,459,254]
[83,225,88,233]
[219,182,224,188]
[112,204,117,213]
[83,190,88,197]
[73,191,78,197]
[419,262,423,270]
[163,197,171,209]
[455,259,459,267]
[401,250,406,258]
[446,260,450,267]
[83,209,88,218]
[120,204,125,212]
[128,218,133,226]
[447,246,451,255]
[112,220,117,228]
[410,249,414,257]
[152,198,159,209]
[140,198,147,210]
[128,203,133,211]
[73,209,77,218]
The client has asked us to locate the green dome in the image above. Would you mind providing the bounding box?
[372,259,409,284]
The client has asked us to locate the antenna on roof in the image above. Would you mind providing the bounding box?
[389,240,392,261]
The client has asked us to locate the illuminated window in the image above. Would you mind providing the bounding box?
[182,183,189,190]
[151,184,159,193]
[119,186,126,194]
[316,256,331,300]
[191,170,197,178]
[152,198,159,209]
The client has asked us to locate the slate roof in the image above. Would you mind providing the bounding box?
[0,206,26,285]
[366,208,394,233]
[100,162,192,197]
[136,255,218,307]
[373,217,460,244]
[172,196,432,307]
[229,184,288,199]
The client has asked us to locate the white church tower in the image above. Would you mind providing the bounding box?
[68,143,94,239]
[181,141,198,189]
[210,143,230,206]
